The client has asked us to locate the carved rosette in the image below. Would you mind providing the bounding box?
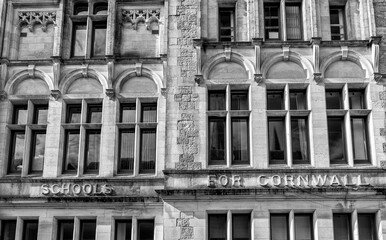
[254,74,263,85]
[18,11,56,32]
[121,9,160,30]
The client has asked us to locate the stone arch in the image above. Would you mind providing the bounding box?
[114,67,163,94]
[5,69,54,95]
[202,52,255,80]
[320,50,373,79]
[261,51,313,79]
[59,68,109,94]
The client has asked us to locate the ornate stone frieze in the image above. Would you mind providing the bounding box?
[18,11,56,32]
[121,9,160,30]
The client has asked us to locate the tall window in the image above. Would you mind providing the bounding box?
[71,1,108,57]
[57,220,74,240]
[358,214,377,240]
[208,87,250,166]
[267,87,310,165]
[80,220,96,240]
[1,220,16,240]
[63,101,102,175]
[219,7,235,41]
[117,100,157,175]
[22,220,39,240]
[264,1,302,40]
[329,6,346,40]
[326,86,370,165]
[271,213,313,240]
[208,212,250,240]
[8,102,48,175]
[333,214,352,240]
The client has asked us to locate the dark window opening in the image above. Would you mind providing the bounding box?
[328,118,346,164]
[1,220,16,240]
[84,130,101,173]
[137,220,154,240]
[219,8,235,41]
[115,220,132,240]
[57,220,74,240]
[268,118,286,164]
[22,220,39,240]
[208,214,227,240]
[139,129,156,174]
[333,214,352,240]
[209,117,226,165]
[271,214,289,240]
[80,220,96,240]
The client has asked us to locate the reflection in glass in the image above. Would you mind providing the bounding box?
[22,220,38,240]
[325,90,342,109]
[294,214,313,240]
[267,90,284,110]
[92,23,106,56]
[327,118,346,163]
[358,214,376,240]
[231,91,248,110]
[72,24,87,57]
[232,214,250,240]
[209,118,226,165]
[87,105,102,123]
[208,214,226,240]
[34,105,48,124]
[115,220,132,240]
[137,220,154,240]
[63,130,80,172]
[139,129,156,174]
[333,214,351,240]
[290,91,307,110]
[85,130,101,173]
[67,105,82,123]
[80,220,96,240]
[349,90,365,109]
[119,129,135,174]
[14,105,28,124]
[141,103,157,122]
[268,118,286,163]
[351,118,369,163]
[30,131,46,173]
[291,118,309,163]
[57,220,74,240]
[9,131,25,173]
[121,104,136,122]
[271,214,288,240]
[231,118,249,164]
[1,220,16,240]
[208,91,226,110]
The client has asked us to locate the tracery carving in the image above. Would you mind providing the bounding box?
[121,9,161,30]
[18,11,56,32]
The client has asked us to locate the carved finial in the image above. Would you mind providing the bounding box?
[254,74,263,85]
[105,89,115,100]
[0,91,7,101]
[161,87,167,97]
[194,75,203,86]
[313,73,323,84]
[373,73,384,83]
[50,90,61,100]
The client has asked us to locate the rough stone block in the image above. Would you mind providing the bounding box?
[180,227,194,239]
[176,218,190,227]
[179,154,194,163]
[181,113,194,121]
[381,128,386,136]
[179,102,196,110]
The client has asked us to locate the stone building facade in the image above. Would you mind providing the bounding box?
[0,0,386,240]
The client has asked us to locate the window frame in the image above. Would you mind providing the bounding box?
[329,5,347,41]
[218,7,235,42]
[208,211,251,240]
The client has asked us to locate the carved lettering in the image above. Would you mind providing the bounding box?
[41,183,114,196]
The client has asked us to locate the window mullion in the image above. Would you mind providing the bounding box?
[78,126,86,176]
[73,217,80,240]
[14,217,22,240]
[352,210,359,240]
[227,210,232,240]
[226,86,231,167]
[280,0,287,41]
[343,85,354,166]
[22,127,32,177]
[132,217,137,240]
[285,85,291,166]
[289,210,295,240]
[134,124,140,176]
[86,17,92,58]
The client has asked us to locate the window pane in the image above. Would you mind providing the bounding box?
[209,214,226,240]
[22,220,38,240]
[333,214,351,240]
[139,129,156,174]
[267,91,284,110]
[271,214,288,240]
[233,214,250,240]
[30,132,46,173]
[349,90,365,109]
[138,220,154,240]
[209,91,226,110]
[67,105,82,123]
[87,104,102,123]
[72,24,87,57]
[115,220,132,240]
[351,118,369,163]
[209,118,226,165]
[63,131,80,172]
[74,2,88,15]
[121,104,136,122]
[33,105,48,124]
[265,4,280,40]
[80,220,96,240]
[268,118,286,164]
[231,118,249,164]
[231,91,248,110]
[9,132,25,173]
[219,8,234,41]
[141,103,157,122]
[295,214,313,240]
[290,91,307,110]
[327,118,346,163]
[13,105,28,124]
[291,118,309,164]
[93,2,108,15]
[57,220,74,240]
[286,5,301,40]
[92,23,106,56]
[325,91,342,109]
[358,214,376,240]
[1,220,16,240]
[119,130,135,174]
[85,130,101,173]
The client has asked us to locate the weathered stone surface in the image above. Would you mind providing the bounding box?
[176,218,190,227]
[179,227,194,239]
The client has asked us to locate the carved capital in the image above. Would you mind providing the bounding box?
[194,75,203,85]
[252,38,263,46]
[313,73,323,84]
[0,91,7,101]
[50,90,61,100]
[193,39,203,48]
[161,87,167,97]
[310,37,322,45]
[254,74,264,85]
[370,36,382,45]
[105,89,115,100]
[373,73,384,83]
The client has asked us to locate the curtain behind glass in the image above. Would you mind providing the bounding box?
[232,118,249,164]
[294,215,313,240]
[333,214,351,240]
[119,130,135,173]
[209,214,226,240]
[209,118,226,164]
[291,118,308,163]
[271,214,288,240]
[286,5,301,40]
[139,129,156,173]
